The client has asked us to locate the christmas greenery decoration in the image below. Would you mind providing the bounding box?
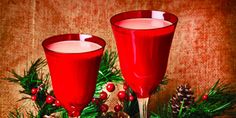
[4,58,61,117]
[3,50,236,118]
[152,80,236,118]
[180,80,236,118]
[4,50,125,118]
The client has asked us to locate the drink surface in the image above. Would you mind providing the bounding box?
[113,18,174,98]
[115,18,172,29]
[48,40,102,53]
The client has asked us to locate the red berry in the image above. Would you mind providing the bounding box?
[92,98,97,102]
[114,104,122,112]
[123,83,129,90]
[129,95,134,101]
[46,95,54,104]
[100,91,108,100]
[202,94,208,101]
[117,91,127,101]
[54,100,61,107]
[31,88,38,95]
[92,98,99,105]
[31,95,37,101]
[100,104,108,112]
[106,83,115,92]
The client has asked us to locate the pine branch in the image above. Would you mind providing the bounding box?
[28,58,47,74]
[151,103,172,118]
[26,111,35,118]
[16,97,30,102]
[81,103,99,118]
[95,50,123,96]
[183,80,236,117]
[8,108,36,118]
[80,50,123,117]
[4,58,46,95]
[9,109,24,118]
[3,77,19,83]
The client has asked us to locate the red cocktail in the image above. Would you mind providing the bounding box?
[42,34,106,117]
[110,10,178,117]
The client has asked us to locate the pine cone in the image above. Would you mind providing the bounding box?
[170,84,194,117]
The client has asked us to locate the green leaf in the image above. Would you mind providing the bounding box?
[81,103,99,118]
[150,111,161,118]
[81,50,123,117]
[208,79,220,96]
[2,77,19,83]
[178,101,185,118]
[183,80,236,117]
[11,70,23,81]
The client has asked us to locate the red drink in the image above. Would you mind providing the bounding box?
[113,18,173,98]
[110,10,178,118]
[42,34,105,117]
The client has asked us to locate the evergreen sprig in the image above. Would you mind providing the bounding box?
[78,50,124,118]
[5,51,234,118]
[182,80,236,118]
[4,58,64,118]
[151,80,236,118]
[4,58,46,95]
[9,108,35,118]
[96,50,123,96]
[4,50,124,118]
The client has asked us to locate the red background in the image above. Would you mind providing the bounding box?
[0,0,235,117]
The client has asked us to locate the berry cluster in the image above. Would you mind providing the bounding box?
[92,82,135,114]
[30,85,61,107]
[31,84,43,101]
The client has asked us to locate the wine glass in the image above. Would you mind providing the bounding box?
[110,10,178,118]
[42,34,106,118]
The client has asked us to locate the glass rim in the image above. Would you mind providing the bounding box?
[110,10,178,31]
[42,33,106,55]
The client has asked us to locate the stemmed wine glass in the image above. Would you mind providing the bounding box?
[42,34,106,118]
[110,10,178,118]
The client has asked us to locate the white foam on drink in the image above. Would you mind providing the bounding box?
[115,18,172,29]
[48,40,102,53]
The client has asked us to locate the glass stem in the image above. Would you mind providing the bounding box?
[137,97,149,118]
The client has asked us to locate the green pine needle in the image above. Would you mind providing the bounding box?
[6,52,235,118]
[9,109,24,118]
[4,58,46,95]
[81,103,100,118]
[183,80,236,118]
[9,109,35,118]
[152,80,236,118]
[4,51,123,118]
[81,50,123,117]
[178,101,185,118]
[150,111,161,118]
[151,103,172,118]
[95,50,124,96]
